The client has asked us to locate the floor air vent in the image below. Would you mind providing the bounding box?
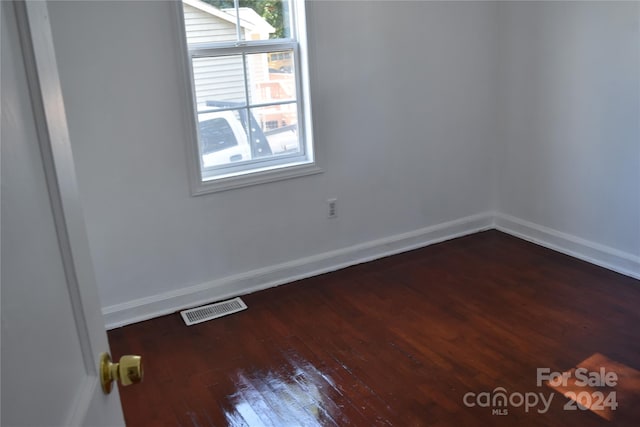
[180,297,247,326]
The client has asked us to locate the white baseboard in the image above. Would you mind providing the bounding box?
[494,213,640,281]
[104,211,640,329]
[103,212,494,329]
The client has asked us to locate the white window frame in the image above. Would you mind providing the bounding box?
[174,0,321,195]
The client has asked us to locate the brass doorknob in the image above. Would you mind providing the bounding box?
[100,353,143,394]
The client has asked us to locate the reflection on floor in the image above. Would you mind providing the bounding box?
[546,353,640,423]
[224,359,326,426]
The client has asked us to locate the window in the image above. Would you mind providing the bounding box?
[179,0,319,194]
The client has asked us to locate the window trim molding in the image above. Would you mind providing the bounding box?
[193,161,323,195]
[173,0,321,195]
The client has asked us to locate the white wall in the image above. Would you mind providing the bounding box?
[495,2,640,274]
[47,1,499,326]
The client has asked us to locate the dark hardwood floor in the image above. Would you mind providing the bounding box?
[108,230,640,426]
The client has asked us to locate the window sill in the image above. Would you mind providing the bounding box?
[191,161,323,195]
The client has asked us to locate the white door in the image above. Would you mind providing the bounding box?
[1,1,128,425]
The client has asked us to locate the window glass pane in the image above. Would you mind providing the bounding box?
[240,0,291,40]
[192,55,247,109]
[246,50,297,105]
[182,1,240,44]
[251,104,300,156]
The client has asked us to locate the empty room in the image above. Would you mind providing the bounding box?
[2,0,639,426]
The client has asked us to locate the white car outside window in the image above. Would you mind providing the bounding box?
[198,110,251,168]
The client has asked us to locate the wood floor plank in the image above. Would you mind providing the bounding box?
[110,231,640,426]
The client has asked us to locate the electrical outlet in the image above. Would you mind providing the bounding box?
[327,198,337,218]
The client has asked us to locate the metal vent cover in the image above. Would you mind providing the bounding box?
[180,297,247,326]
